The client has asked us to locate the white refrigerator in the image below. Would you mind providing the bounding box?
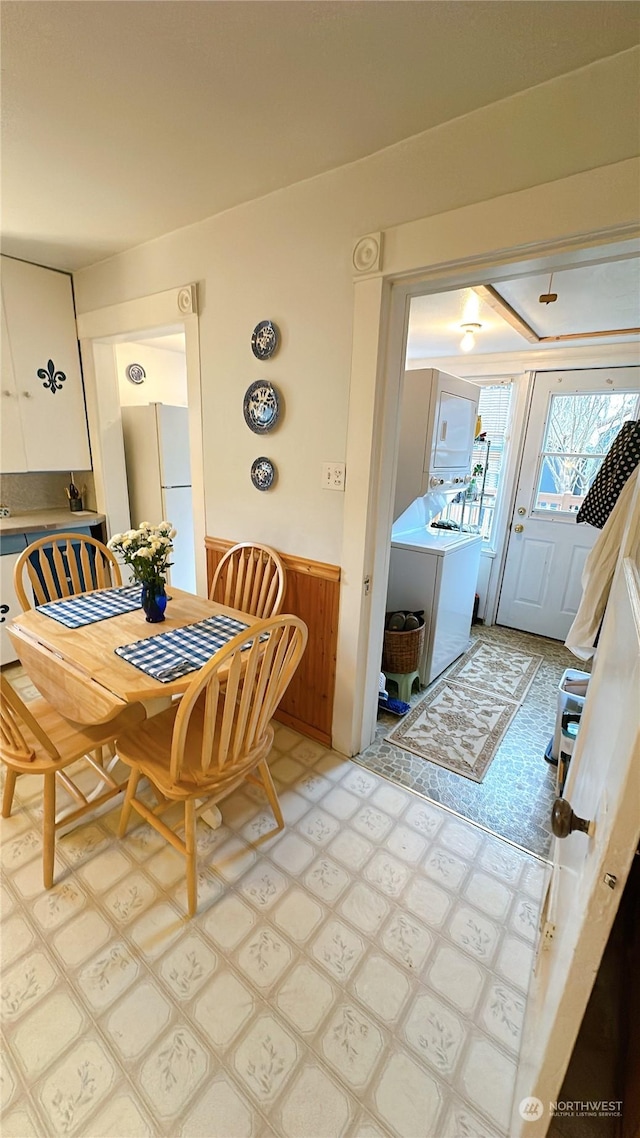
[121,403,196,593]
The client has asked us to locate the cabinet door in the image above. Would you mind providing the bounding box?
[0,296,27,472]
[432,392,477,471]
[1,257,91,472]
[0,550,29,665]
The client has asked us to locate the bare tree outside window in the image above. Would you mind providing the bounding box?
[535,392,639,511]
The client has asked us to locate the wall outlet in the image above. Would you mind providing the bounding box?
[322,462,346,491]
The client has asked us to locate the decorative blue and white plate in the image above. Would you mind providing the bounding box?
[125,362,146,385]
[243,380,280,433]
[250,457,276,491]
[251,320,279,361]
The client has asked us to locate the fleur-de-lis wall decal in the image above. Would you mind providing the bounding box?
[37,359,67,394]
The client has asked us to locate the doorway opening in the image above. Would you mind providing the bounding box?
[354,242,640,857]
[76,282,206,597]
[113,327,197,594]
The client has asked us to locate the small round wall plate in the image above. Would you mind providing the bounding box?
[251,457,276,491]
[251,320,279,360]
[125,362,146,384]
[243,380,280,433]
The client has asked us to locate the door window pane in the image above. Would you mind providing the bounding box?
[470,384,512,542]
[534,391,639,513]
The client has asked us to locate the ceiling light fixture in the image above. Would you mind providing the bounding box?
[460,322,481,352]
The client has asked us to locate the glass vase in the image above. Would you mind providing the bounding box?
[141,580,167,623]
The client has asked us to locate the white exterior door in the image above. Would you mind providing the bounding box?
[513,530,640,1134]
[497,367,640,638]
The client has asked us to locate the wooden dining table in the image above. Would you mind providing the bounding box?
[8,587,258,725]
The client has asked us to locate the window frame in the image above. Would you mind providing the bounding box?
[439,378,515,549]
[530,389,640,518]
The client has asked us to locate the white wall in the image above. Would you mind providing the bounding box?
[115,341,187,407]
[74,51,640,569]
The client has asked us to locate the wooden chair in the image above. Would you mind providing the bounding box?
[209,542,286,619]
[0,675,145,887]
[117,614,308,916]
[14,532,122,611]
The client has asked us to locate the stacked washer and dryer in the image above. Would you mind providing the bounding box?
[387,368,483,687]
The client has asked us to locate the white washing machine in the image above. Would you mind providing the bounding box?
[387,495,482,686]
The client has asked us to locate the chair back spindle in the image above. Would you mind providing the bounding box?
[209,543,286,619]
[169,616,306,782]
[14,533,122,611]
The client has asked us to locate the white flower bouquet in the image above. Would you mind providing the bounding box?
[107,521,176,588]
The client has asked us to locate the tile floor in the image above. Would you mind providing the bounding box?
[360,624,588,858]
[0,683,549,1138]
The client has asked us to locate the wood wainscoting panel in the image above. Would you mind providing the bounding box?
[205,538,340,746]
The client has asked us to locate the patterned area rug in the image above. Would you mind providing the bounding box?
[445,640,543,702]
[387,644,543,783]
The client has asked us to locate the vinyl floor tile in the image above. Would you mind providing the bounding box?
[1,664,548,1137]
[359,624,588,857]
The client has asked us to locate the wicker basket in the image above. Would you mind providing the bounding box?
[382,617,425,674]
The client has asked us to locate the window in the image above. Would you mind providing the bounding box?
[440,382,513,544]
[534,391,640,514]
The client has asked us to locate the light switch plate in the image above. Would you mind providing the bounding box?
[322,462,346,491]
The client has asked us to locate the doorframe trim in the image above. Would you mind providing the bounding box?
[334,157,640,757]
[482,369,535,627]
[76,285,207,596]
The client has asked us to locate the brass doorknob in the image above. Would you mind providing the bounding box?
[551,797,592,838]
[514,524,524,533]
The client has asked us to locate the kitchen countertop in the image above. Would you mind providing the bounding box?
[0,509,106,537]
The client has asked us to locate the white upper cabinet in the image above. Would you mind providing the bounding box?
[1,256,91,472]
[1,295,27,472]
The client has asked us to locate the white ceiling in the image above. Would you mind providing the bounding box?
[408,289,526,359]
[2,1,639,271]
[132,333,186,355]
[406,242,640,361]
[495,258,640,337]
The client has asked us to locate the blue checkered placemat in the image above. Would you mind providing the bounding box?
[37,585,143,628]
[115,614,257,682]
